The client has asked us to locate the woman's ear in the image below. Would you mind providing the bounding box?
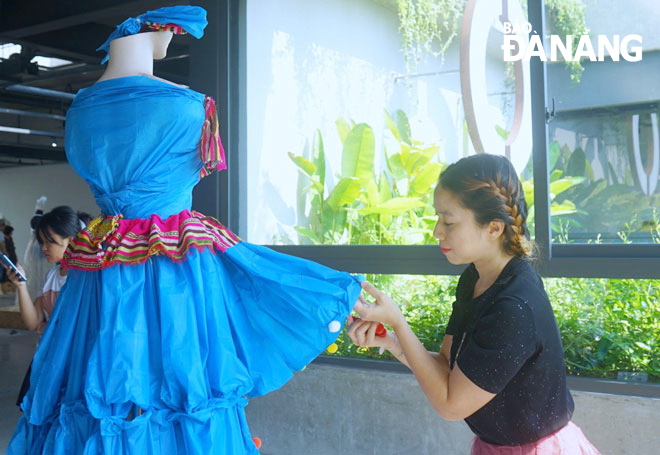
[488,220,506,239]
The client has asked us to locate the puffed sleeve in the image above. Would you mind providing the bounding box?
[199,95,227,178]
[456,296,537,394]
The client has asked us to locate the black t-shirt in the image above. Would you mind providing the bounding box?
[445,257,574,446]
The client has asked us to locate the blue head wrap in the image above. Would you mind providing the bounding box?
[96,5,207,64]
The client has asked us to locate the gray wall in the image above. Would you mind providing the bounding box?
[246,363,660,455]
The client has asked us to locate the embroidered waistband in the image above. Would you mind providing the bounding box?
[62,210,240,271]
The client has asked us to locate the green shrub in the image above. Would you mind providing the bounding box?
[332,274,660,383]
[286,110,442,246]
[547,278,660,382]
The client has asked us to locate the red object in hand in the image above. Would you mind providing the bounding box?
[252,437,262,450]
[353,318,387,337]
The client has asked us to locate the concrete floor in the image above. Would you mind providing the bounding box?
[0,328,38,454]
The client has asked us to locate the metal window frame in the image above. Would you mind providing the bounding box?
[191,0,246,235]
[202,0,660,280]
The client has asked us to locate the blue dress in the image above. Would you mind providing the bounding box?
[8,76,363,454]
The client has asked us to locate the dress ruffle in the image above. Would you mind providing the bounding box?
[63,210,239,270]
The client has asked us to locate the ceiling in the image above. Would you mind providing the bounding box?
[0,0,193,168]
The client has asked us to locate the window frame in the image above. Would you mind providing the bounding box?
[529,0,660,279]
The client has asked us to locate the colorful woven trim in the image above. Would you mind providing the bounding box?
[62,210,240,271]
[142,22,187,35]
[199,96,227,178]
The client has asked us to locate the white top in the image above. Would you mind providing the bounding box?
[39,264,67,323]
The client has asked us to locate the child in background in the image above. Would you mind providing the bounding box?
[4,205,91,332]
[348,154,600,454]
[2,206,91,406]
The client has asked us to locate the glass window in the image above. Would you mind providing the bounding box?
[245,0,532,246]
[545,0,659,245]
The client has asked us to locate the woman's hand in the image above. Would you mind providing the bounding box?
[353,281,405,329]
[2,263,27,288]
[346,314,408,363]
[346,315,393,350]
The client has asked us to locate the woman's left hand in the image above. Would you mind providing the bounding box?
[346,315,394,350]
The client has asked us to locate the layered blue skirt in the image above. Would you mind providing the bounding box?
[8,243,362,454]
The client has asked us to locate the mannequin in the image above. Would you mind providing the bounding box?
[7,6,363,454]
[96,31,182,87]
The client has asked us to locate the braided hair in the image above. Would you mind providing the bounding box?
[437,154,534,258]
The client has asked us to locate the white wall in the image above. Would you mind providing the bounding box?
[0,163,98,263]
[584,0,659,52]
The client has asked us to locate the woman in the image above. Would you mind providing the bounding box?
[349,154,600,454]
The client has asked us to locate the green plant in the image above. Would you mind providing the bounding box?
[642,208,660,244]
[547,140,660,243]
[396,0,466,71]
[287,110,444,246]
[289,114,600,248]
[518,144,585,239]
[397,0,587,83]
[544,0,588,83]
[547,277,660,381]
[329,273,660,383]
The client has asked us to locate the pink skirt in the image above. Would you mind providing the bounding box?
[471,422,601,455]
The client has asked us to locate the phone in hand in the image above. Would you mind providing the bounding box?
[0,254,27,282]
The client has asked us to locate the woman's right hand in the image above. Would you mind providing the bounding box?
[2,263,27,287]
[346,315,398,352]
